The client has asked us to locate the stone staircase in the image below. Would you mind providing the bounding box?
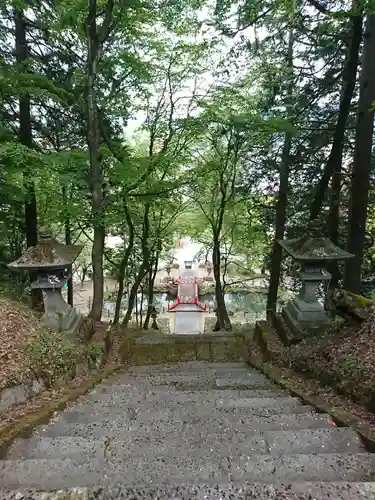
[1,361,375,499]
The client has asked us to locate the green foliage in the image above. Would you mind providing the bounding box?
[25,330,85,387]
[0,0,373,328]
[87,342,105,368]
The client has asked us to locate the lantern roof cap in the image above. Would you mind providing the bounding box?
[8,227,83,271]
[278,236,354,262]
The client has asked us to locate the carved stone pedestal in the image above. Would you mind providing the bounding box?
[282,266,331,337]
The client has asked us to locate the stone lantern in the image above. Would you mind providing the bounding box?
[278,234,353,336]
[8,228,84,334]
[165,264,171,278]
[206,263,212,276]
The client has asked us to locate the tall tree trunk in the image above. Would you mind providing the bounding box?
[14,8,43,311]
[266,28,294,315]
[113,201,134,324]
[144,251,160,330]
[62,185,73,306]
[309,2,363,220]
[212,235,231,330]
[86,0,105,321]
[327,7,362,244]
[343,15,375,293]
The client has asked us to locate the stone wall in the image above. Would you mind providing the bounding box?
[157,318,171,334]
[0,379,45,416]
[203,317,216,333]
[121,334,246,365]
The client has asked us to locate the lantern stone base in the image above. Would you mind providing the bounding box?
[282,297,330,337]
[43,307,83,334]
[43,288,83,334]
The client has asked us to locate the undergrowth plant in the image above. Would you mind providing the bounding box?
[25,330,85,387]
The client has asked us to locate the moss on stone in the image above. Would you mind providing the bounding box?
[120,334,247,365]
[330,289,373,321]
[179,345,197,362]
[165,345,182,363]
[254,321,271,361]
[196,343,211,361]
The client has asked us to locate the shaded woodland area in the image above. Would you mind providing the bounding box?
[1,0,375,331]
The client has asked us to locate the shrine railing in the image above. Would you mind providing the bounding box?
[168,278,206,311]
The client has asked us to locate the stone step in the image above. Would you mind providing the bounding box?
[240,427,364,455]
[83,388,295,405]
[126,370,269,381]
[84,387,286,402]
[53,402,315,429]
[216,395,300,408]
[230,452,375,483]
[113,370,274,389]
[8,427,363,462]
[2,482,375,500]
[56,401,312,424]
[128,361,251,373]
[107,377,275,391]
[125,367,261,378]
[36,412,334,439]
[65,391,301,413]
[124,369,257,380]
[1,453,375,489]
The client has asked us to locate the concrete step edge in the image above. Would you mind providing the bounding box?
[7,427,364,460]
[1,482,375,499]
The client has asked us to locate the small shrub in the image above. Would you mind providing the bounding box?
[87,341,105,368]
[78,317,95,342]
[25,330,84,387]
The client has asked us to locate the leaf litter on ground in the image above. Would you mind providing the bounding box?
[0,297,43,390]
[255,308,375,426]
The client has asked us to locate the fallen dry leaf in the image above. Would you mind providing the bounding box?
[0,297,45,390]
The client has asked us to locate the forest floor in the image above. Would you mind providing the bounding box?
[254,310,375,425]
[0,298,126,439]
[0,298,42,390]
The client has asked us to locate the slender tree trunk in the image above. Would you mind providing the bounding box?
[309,3,363,220]
[113,246,131,325]
[122,204,150,327]
[139,285,144,327]
[212,235,231,330]
[14,8,43,311]
[144,251,160,329]
[86,0,105,321]
[113,202,134,324]
[143,267,153,330]
[343,15,375,293]
[135,291,139,327]
[266,28,294,315]
[123,263,149,327]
